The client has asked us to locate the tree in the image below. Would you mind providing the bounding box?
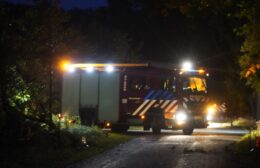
[69,7,141,62]
[0,1,74,142]
[236,0,260,92]
[151,0,255,117]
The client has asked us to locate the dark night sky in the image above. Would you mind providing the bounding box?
[5,0,108,9]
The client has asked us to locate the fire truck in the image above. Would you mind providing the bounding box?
[61,62,210,134]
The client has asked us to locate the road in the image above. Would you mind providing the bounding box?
[69,128,253,168]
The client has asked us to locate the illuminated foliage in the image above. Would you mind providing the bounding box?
[0,1,74,142]
[236,0,260,92]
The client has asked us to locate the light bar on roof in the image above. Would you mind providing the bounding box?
[70,63,148,69]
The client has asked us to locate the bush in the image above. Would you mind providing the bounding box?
[235,132,257,153]
[66,125,106,146]
[232,117,256,128]
[27,124,106,149]
[79,106,97,126]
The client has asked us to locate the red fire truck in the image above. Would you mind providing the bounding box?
[61,62,210,134]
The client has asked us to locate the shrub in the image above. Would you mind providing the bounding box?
[66,125,106,146]
[232,117,256,128]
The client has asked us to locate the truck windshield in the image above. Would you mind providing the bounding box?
[182,77,207,94]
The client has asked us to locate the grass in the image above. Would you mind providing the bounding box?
[235,131,259,153]
[233,132,260,167]
[1,132,133,168]
[231,117,256,129]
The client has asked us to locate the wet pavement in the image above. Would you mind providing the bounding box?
[68,128,250,168]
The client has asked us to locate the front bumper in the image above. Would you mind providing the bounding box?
[165,116,208,129]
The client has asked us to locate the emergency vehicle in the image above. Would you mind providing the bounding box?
[61,62,211,134]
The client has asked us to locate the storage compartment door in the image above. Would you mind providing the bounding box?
[81,73,98,108]
[99,72,120,122]
[62,73,80,116]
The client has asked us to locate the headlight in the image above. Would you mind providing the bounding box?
[207,107,215,115]
[175,111,188,124]
[176,112,187,121]
[206,114,213,121]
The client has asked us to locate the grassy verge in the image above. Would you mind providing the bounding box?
[233,132,260,167]
[234,131,259,154]
[1,132,133,168]
[231,117,256,128]
[235,133,256,153]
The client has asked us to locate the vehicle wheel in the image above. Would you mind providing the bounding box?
[183,126,194,135]
[144,125,150,130]
[152,127,161,134]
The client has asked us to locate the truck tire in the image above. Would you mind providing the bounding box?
[111,124,129,133]
[151,119,162,134]
[143,125,150,130]
[152,127,161,134]
[182,126,194,135]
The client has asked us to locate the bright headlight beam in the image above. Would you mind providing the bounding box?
[85,65,94,72]
[105,65,114,72]
[207,107,215,115]
[175,112,187,121]
[67,65,75,73]
[182,61,193,71]
[207,114,213,121]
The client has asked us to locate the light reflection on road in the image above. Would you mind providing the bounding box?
[126,127,249,136]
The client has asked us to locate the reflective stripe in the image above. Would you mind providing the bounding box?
[183,102,188,109]
[132,99,150,116]
[165,100,178,112]
[183,97,189,102]
[161,100,170,108]
[165,93,173,99]
[144,90,154,100]
[150,90,162,99]
[217,104,226,112]
[139,100,157,116]
[170,105,178,113]
[159,91,168,99]
[132,90,179,116]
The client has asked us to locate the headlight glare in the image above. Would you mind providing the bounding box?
[207,114,213,121]
[175,111,187,121]
[207,107,215,115]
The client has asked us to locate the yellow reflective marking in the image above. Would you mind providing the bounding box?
[132,99,150,116]
[170,105,178,113]
[183,102,188,109]
[139,100,157,116]
[165,100,177,113]
[161,100,170,109]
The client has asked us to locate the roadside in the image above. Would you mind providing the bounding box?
[232,135,260,168]
[0,130,133,168]
[68,133,243,168]
[231,121,260,168]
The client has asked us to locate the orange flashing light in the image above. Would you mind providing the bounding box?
[141,115,145,120]
[60,60,71,71]
[198,69,205,74]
